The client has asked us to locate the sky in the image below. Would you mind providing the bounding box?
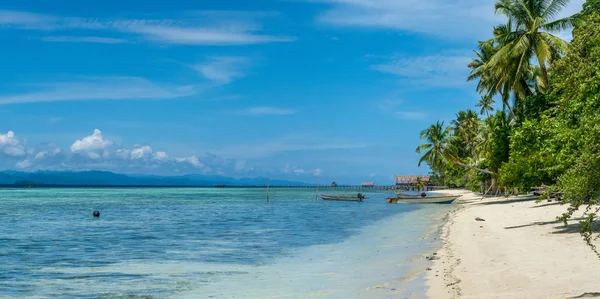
[0,0,585,184]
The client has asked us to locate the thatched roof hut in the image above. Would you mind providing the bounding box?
[394,175,431,185]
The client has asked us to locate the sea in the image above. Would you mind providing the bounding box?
[0,188,453,299]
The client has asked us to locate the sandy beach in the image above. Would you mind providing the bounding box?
[427,190,600,299]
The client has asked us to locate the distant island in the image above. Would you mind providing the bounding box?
[0,170,315,188]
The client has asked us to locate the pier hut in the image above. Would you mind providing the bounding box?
[361,181,375,188]
[394,175,431,190]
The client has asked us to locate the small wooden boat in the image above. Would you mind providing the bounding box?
[320,194,365,202]
[387,194,460,204]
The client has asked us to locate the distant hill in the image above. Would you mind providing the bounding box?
[0,170,315,187]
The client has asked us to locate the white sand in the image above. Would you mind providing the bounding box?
[426,190,600,299]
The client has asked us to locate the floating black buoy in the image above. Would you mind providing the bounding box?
[93,210,100,218]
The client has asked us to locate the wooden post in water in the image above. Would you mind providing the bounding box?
[315,176,320,200]
[266,177,270,203]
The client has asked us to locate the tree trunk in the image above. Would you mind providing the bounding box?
[453,160,495,175]
[538,60,550,88]
[501,90,518,123]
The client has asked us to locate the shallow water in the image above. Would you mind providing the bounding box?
[0,188,452,298]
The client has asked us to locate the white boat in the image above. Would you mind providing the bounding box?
[387,194,461,204]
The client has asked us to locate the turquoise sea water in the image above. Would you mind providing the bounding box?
[0,188,452,298]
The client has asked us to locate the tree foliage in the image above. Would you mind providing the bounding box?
[416,0,600,255]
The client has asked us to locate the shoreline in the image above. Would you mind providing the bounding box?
[426,190,600,299]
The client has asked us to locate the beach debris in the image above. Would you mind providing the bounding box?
[475,217,486,221]
[426,268,432,271]
[93,210,100,218]
[426,256,440,261]
[433,252,437,255]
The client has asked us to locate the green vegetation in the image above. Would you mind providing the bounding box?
[416,0,600,255]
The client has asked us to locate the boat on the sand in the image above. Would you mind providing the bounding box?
[320,194,365,202]
[387,194,460,204]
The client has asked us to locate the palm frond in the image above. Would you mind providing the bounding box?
[540,32,569,54]
[540,16,579,33]
[542,0,573,19]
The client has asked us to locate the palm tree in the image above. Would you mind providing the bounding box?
[467,39,520,121]
[476,95,496,116]
[451,110,481,157]
[415,177,426,191]
[416,121,454,171]
[416,121,493,175]
[491,0,579,87]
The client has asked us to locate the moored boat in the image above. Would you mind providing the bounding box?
[320,194,365,202]
[386,194,460,204]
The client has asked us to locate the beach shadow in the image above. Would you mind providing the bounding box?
[531,201,561,208]
[504,220,560,229]
[504,217,589,231]
[551,221,600,234]
[473,196,539,206]
[569,292,600,298]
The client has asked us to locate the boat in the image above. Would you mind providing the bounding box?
[386,194,461,204]
[320,194,365,202]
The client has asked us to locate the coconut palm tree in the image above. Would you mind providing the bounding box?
[476,95,496,116]
[416,121,454,171]
[491,0,579,87]
[414,177,426,191]
[416,121,493,175]
[451,110,481,157]
[467,39,520,121]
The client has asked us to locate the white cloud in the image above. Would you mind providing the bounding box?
[121,22,293,45]
[0,129,335,181]
[193,56,249,84]
[0,77,195,105]
[116,149,131,160]
[131,145,152,160]
[234,160,252,172]
[41,36,127,44]
[311,0,584,40]
[313,168,324,176]
[71,129,113,155]
[395,111,426,120]
[371,55,471,88]
[153,151,168,161]
[176,155,205,168]
[34,151,46,159]
[0,10,294,46]
[15,159,32,169]
[0,131,26,156]
[236,106,296,116]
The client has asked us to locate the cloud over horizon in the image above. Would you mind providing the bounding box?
[0,129,332,181]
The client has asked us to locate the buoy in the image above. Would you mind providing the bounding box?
[93,210,100,218]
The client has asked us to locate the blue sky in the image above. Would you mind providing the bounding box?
[0,0,584,184]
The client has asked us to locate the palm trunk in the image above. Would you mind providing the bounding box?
[453,160,494,175]
[501,90,518,122]
[538,60,550,88]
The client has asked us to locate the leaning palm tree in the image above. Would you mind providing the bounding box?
[476,95,496,116]
[416,121,493,175]
[491,0,579,87]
